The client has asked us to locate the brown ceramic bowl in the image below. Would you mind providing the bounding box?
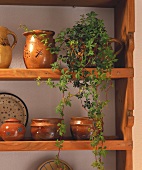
[70,117,94,125]
[70,117,95,140]
[30,118,63,141]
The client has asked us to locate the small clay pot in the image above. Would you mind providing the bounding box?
[30,118,63,140]
[0,118,26,141]
[70,117,95,140]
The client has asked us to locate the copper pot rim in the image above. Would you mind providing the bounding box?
[71,117,94,120]
[4,118,21,123]
[23,30,55,36]
[70,123,94,126]
[30,124,59,127]
[31,118,63,121]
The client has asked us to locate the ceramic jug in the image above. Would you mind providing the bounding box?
[23,30,57,69]
[0,26,17,68]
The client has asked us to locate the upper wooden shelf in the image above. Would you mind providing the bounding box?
[0,0,119,7]
[0,68,133,80]
[0,140,132,151]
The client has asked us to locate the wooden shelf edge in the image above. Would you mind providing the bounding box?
[0,68,134,80]
[0,0,117,7]
[0,140,132,151]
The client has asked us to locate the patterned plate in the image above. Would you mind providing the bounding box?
[38,159,73,170]
[0,93,28,126]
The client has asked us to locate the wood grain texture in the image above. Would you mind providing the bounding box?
[0,0,118,7]
[127,78,134,110]
[115,1,134,169]
[0,140,132,151]
[126,150,133,170]
[0,68,134,80]
[115,0,135,68]
[126,33,134,67]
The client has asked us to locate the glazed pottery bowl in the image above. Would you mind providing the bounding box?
[70,117,94,125]
[70,117,95,140]
[0,118,26,141]
[30,118,63,140]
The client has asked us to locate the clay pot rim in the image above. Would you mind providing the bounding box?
[70,123,94,126]
[30,124,59,127]
[71,117,93,120]
[5,118,21,123]
[23,30,55,36]
[31,118,63,121]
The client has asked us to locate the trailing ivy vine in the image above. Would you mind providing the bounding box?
[36,11,118,170]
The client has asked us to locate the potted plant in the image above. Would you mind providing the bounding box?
[37,11,122,170]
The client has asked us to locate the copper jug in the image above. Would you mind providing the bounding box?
[0,26,17,68]
[23,30,57,69]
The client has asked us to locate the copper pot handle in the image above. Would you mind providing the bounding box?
[108,38,123,56]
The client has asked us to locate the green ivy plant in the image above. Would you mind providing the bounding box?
[36,11,117,170]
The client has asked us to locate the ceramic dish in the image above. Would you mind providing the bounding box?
[38,159,73,170]
[0,93,28,126]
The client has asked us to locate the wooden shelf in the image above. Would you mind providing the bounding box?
[0,140,132,151]
[0,68,133,80]
[0,0,119,7]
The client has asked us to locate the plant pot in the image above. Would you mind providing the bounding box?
[70,38,123,68]
[23,30,57,69]
[0,118,26,141]
[87,38,123,68]
[30,118,63,140]
[70,117,95,140]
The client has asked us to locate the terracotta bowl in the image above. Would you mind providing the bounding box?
[70,117,94,125]
[70,117,95,140]
[30,118,63,140]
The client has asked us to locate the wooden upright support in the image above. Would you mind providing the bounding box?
[115,0,135,169]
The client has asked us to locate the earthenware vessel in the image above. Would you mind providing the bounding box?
[70,117,95,140]
[23,30,57,68]
[30,118,63,140]
[0,26,17,68]
[0,118,26,141]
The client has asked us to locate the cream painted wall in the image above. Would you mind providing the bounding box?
[0,5,117,170]
[133,0,142,170]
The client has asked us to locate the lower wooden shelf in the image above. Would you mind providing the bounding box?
[0,140,132,151]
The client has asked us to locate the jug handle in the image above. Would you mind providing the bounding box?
[108,38,123,56]
[7,29,17,49]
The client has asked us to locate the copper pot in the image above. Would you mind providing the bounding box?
[0,118,26,141]
[70,117,95,140]
[23,30,57,69]
[67,38,123,68]
[30,118,63,140]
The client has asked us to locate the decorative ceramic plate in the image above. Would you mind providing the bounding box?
[0,93,28,126]
[38,159,73,170]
